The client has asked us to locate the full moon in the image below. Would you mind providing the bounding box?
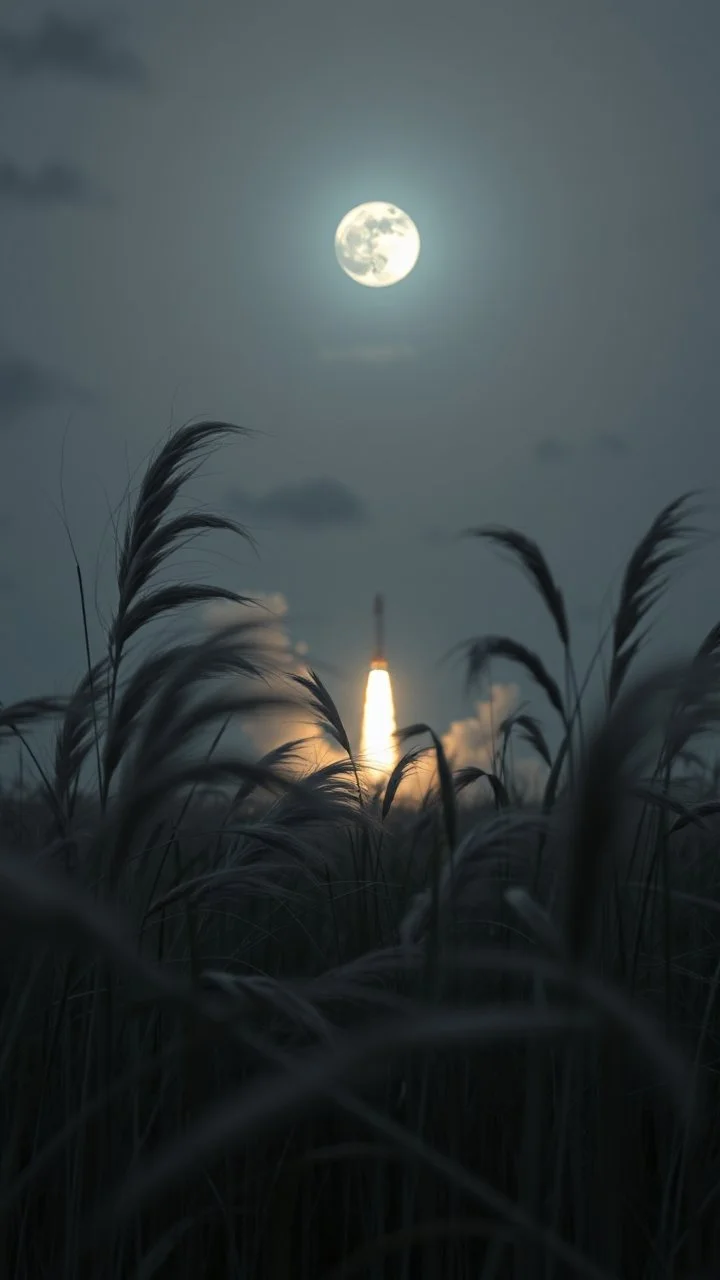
[334,202,420,288]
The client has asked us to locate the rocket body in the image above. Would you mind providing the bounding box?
[372,593,386,666]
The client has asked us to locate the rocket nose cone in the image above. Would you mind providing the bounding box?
[373,594,385,662]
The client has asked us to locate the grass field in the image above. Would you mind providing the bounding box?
[1,421,719,1279]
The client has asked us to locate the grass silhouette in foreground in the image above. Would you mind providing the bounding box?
[1,421,719,1279]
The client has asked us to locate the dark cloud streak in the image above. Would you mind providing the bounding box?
[532,431,631,463]
[534,436,572,463]
[0,158,107,207]
[228,478,367,530]
[0,352,87,424]
[0,13,147,85]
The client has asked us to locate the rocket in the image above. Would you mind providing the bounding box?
[372,592,386,667]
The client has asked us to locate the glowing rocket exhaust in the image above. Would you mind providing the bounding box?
[360,593,397,782]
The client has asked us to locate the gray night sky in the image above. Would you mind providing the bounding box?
[1,1,719,758]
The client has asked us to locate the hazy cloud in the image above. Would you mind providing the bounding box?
[318,342,415,364]
[0,13,147,85]
[0,158,107,208]
[441,683,519,775]
[228,478,367,530]
[0,351,86,423]
[534,436,573,463]
[443,685,547,802]
[395,682,547,805]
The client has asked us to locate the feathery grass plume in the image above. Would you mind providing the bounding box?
[0,697,69,831]
[226,736,311,812]
[499,710,553,770]
[266,754,368,826]
[146,758,365,915]
[456,635,568,729]
[88,623,303,884]
[292,668,353,758]
[101,647,197,794]
[122,620,280,770]
[0,696,67,736]
[452,765,509,808]
[113,583,258,655]
[381,745,427,820]
[462,525,570,650]
[608,492,700,705]
[292,668,372,810]
[563,660,720,963]
[96,757,298,893]
[53,658,108,825]
[148,817,345,914]
[107,420,255,706]
[461,524,578,825]
[398,810,545,945]
[397,723,456,852]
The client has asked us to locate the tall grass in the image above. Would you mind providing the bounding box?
[1,421,719,1278]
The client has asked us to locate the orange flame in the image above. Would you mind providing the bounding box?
[359,660,397,784]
